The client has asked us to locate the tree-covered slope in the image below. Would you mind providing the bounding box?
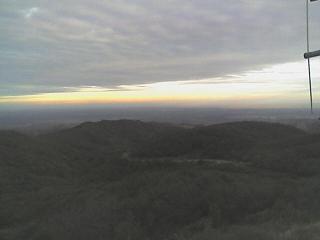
[1,120,320,240]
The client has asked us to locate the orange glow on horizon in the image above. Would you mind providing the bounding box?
[0,87,282,107]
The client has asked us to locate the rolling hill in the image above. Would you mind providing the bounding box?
[1,120,320,240]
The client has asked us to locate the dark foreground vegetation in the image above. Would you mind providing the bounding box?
[1,120,320,239]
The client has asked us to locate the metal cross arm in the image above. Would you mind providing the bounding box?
[304,50,320,59]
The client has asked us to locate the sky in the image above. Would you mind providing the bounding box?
[1,0,320,108]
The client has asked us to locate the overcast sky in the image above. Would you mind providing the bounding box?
[1,0,320,107]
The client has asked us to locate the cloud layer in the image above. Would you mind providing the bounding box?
[1,0,320,96]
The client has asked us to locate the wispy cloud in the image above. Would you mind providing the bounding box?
[22,7,39,19]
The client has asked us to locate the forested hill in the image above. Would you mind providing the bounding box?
[2,120,310,172]
[1,120,320,240]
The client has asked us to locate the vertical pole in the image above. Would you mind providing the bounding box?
[308,58,313,113]
[306,0,314,113]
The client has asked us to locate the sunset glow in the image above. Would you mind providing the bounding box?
[1,60,320,108]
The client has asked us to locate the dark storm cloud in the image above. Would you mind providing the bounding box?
[1,0,320,96]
